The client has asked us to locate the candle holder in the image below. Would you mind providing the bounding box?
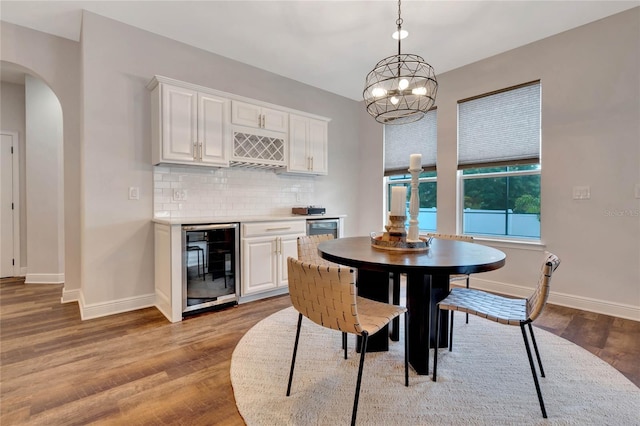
[370,215,430,252]
[407,167,422,241]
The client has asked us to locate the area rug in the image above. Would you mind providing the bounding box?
[231,307,640,425]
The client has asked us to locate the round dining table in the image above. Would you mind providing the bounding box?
[318,236,506,375]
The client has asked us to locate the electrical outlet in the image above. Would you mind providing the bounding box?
[173,189,187,201]
[128,186,139,200]
[572,186,590,200]
[296,193,302,203]
[635,183,640,199]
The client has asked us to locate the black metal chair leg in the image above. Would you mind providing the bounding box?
[520,323,547,418]
[286,313,303,396]
[426,277,431,374]
[449,310,454,352]
[465,277,470,324]
[352,332,369,426]
[404,311,409,387]
[527,322,545,377]
[343,332,348,359]
[432,306,441,381]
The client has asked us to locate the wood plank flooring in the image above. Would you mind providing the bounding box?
[1,277,638,425]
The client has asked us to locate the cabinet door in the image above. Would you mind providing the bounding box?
[231,101,261,128]
[308,119,328,175]
[162,85,197,162]
[231,100,287,133]
[288,115,310,172]
[198,94,229,166]
[278,234,303,288]
[242,237,278,295]
[262,107,288,133]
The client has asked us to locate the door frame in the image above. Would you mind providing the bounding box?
[1,131,21,277]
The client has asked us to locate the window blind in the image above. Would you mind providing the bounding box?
[458,81,540,169]
[384,109,437,176]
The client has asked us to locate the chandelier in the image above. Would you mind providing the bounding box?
[363,0,438,125]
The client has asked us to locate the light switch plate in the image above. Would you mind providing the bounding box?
[128,186,139,200]
[635,183,640,199]
[572,186,590,200]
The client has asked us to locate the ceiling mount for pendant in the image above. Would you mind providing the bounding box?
[363,0,438,125]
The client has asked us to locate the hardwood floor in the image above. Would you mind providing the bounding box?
[1,277,638,425]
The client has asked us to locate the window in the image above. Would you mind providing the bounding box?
[384,109,437,232]
[458,82,541,239]
[388,172,437,231]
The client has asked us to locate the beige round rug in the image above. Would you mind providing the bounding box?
[231,307,639,425]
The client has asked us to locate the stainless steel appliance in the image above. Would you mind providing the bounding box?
[306,218,340,238]
[182,223,239,315]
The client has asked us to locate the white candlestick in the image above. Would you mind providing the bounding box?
[390,186,406,216]
[409,153,422,171]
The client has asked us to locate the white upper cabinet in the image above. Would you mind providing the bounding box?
[198,94,229,165]
[231,100,288,133]
[287,114,328,175]
[150,80,230,167]
[149,76,330,172]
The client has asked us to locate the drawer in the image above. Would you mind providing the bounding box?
[242,221,306,238]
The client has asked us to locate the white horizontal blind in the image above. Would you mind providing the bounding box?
[384,109,437,175]
[458,82,540,168]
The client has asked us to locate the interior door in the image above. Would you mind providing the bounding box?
[1,132,16,277]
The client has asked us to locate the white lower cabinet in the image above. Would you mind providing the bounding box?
[241,221,305,298]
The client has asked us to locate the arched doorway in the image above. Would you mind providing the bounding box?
[0,61,65,284]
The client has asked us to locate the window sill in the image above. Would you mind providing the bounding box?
[472,236,546,251]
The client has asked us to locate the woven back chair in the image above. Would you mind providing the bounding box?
[286,257,408,426]
[296,234,339,266]
[432,252,560,419]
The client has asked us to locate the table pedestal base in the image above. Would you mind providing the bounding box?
[355,269,450,375]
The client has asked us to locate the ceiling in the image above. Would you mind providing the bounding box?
[1,1,638,100]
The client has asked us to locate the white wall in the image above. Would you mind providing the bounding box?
[0,22,82,300]
[78,11,361,314]
[24,75,64,283]
[0,81,27,269]
[358,8,640,319]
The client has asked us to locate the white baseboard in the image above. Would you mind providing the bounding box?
[470,277,640,322]
[25,273,64,284]
[61,288,80,303]
[79,292,156,320]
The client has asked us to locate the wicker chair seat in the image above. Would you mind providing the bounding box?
[438,287,527,326]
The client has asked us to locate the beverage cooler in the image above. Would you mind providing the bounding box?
[182,223,239,315]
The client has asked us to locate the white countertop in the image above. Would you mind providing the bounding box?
[152,214,346,226]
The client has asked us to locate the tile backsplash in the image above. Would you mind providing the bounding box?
[153,166,315,218]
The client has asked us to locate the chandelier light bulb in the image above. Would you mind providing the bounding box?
[398,78,409,90]
[372,87,387,97]
[390,96,400,105]
[392,30,408,40]
[412,87,427,96]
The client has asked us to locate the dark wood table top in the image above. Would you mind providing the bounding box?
[318,236,506,275]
